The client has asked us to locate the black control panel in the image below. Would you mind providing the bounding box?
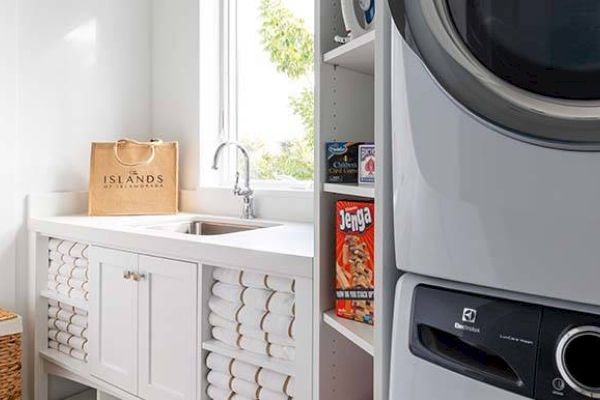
[409,285,600,399]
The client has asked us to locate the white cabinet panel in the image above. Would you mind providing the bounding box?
[89,248,139,395]
[138,255,198,400]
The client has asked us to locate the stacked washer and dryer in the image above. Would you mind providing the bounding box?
[388,1,600,399]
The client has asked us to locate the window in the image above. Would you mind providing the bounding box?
[200,0,315,190]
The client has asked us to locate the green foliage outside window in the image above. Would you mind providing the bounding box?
[242,0,314,182]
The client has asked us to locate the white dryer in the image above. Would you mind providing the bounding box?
[389,0,600,306]
[390,274,600,400]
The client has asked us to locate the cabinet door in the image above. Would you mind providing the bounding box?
[89,248,139,395]
[138,255,198,400]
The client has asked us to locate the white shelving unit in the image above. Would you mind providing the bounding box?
[323,183,375,198]
[315,1,396,400]
[323,310,374,356]
[323,30,375,75]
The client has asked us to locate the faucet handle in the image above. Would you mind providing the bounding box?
[233,171,241,194]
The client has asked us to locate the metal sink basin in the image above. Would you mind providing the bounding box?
[145,220,268,236]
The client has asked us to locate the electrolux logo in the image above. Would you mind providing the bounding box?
[462,308,477,324]
[454,307,481,334]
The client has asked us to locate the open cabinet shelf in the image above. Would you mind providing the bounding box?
[315,1,395,399]
[323,30,375,75]
[323,310,374,356]
[323,183,375,198]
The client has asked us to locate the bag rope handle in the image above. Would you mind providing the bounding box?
[112,138,162,167]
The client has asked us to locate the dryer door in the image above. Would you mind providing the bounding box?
[389,0,600,150]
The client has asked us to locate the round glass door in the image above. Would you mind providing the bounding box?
[447,0,600,100]
[390,0,600,149]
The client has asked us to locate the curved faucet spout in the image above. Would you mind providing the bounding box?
[212,141,255,219]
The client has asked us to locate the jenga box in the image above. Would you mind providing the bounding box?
[335,200,375,325]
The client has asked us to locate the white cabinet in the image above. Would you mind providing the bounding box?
[138,255,197,400]
[89,248,197,400]
[89,248,138,394]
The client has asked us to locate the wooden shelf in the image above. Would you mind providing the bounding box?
[323,310,374,356]
[323,31,375,75]
[202,340,295,376]
[41,289,89,311]
[323,183,375,198]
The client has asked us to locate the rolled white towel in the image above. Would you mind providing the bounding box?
[48,251,63,261]
[287,377,296,398]
[262,313,294,338]
[48,307,88,327]
[268,292,295,316]
[213,267,242,285]
[207,370,233,391]
[231,359,261,383]
[47,300,88,317]
[213,282,245,303]
[266,332,295,347]
[62,255,78,264]
[54,284,89,301]
[48,340,87,362]
[212,327,240,348]
[268,343,295,361]
[209,312,239,331]
[50,275,89,291]
[48,329,88,352]
[266,276,295,294]
[257,369,292,396]
[237,305,266,329]
[48,238,63,252]
[206,385,230,400]
[238,324,268,342]
[232,376,261,399]
[206,352,233,373]
[69,243,88,258]
[82,246,89,259]
[242,287,273,311]
[74,258,89,268]
[259,387,290,400]
[49,262,88,281]
[48,318,88,338]
[57,240,76,255]
[239,336,269,356]
[209,296,242,322]
[240,271,268,289]
[207,385,254,400]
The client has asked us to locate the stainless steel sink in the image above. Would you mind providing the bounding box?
[145,220,267,236]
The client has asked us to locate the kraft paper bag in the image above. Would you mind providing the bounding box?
[89,139,179,216]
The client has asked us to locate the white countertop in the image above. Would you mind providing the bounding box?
[29,213,314,278]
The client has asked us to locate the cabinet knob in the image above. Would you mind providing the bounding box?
[131,272,146,282]
[123,271,132,280]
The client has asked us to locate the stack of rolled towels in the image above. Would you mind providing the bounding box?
[47,299,89,362]
[47,238,90,301]
[206,352,295,400]
[209,267,296,361]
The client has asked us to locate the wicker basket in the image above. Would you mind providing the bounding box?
[0,309,22,400]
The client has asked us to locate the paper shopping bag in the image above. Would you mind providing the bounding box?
[89,139,178,215]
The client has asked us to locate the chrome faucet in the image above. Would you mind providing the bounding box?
[212,141,255,219]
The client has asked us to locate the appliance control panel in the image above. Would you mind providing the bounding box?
[410,285,600,399]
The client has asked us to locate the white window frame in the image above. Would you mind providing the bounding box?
[199,0,314,192]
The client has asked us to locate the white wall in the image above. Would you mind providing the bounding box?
[1,1,153,398]
[151,0,200,190]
